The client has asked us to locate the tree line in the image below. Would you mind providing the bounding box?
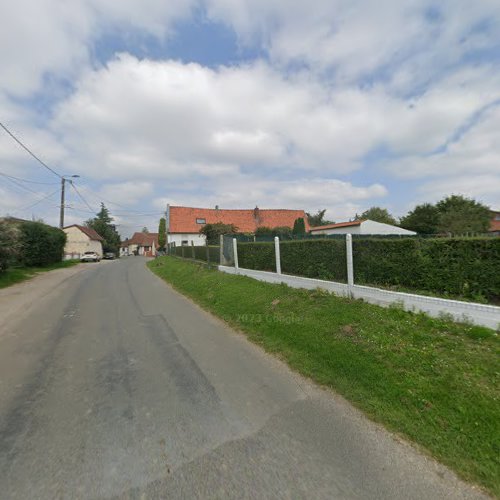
[307,195,493,235]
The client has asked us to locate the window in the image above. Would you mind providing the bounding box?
[181,240,188,246]
[196,218,206,224]
[495,214,500,221]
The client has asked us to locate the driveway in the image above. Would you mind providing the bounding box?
[0,257,489,499]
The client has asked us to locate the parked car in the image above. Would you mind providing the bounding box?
[103,252,115,260]
[81,251,100,262]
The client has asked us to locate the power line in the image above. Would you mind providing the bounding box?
[70,182,96,213]
[0,121,62,178]
[0,171,59,185]
[77,184,162,214]
[11,188,60,214]
[1,175,50,196]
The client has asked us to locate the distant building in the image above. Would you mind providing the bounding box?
[310,219,417,236]
[166,205,309,246]
[490,210,500,236]
[120,232,159,257]
[63,225,104,259]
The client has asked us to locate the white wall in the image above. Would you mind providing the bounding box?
[310,220,416,236]
[359,220,416,235]
[167,233,206,246]
[219,266,500,330]
[64,226,103,258]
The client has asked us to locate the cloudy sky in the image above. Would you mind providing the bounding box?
[1,0,499,236]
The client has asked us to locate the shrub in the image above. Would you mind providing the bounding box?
[20,222,66,267]
[0,222,21,271]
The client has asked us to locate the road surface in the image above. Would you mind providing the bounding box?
[0,257,489,499]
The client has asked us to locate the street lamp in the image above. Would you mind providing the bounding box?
[60,174,80,229]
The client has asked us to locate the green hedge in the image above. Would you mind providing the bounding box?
[353,237,500,302]
[237,237,500,302]
[238,239,347,282]
[20,222,66,267]
[174,245,220,263]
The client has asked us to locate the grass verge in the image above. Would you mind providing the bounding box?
[148,256,499,496]
[0,260,80,289]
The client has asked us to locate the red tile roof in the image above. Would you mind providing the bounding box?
[122,232,159,247]
[490,211,500,232]
[168,206,309,233]
[310,220,363,231]
[65,224,104,241]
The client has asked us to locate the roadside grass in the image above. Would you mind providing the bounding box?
[0,260,80,289]
[148,256,500,496]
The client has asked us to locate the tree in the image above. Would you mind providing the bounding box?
[0,221,21,271]
[356,207,397,225]
[86,203,121,253]
[436,195,490,234]
[400,203,440,234]
[255,226,293,239]
[292,217,306,236]
[306,209,335,227]
[199,222,238,245]
[142,227,149,233]
[20,222,66,266]
[158,218,166,250]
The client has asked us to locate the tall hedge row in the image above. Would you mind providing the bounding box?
[174,245,220,263]
[20,222,66,267]
[237,237,500,302]
[238,239,347,282]
[353,238,500,301]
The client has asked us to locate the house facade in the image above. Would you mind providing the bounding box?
[166,205,309,246]
[120,232,159,257]
[310,219,417,236]
[63,225,104,259]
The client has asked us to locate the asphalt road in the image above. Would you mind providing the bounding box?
[0,257,489,499]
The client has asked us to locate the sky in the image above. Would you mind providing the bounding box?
[1,0,499,237]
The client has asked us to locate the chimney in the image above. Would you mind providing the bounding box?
[215,205,219,210]
[253,205,260,223]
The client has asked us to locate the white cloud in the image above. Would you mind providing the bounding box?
[0,0,195,97]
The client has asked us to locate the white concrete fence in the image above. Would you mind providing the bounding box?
[218,236,500,330]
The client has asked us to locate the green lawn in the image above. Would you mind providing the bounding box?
[148,256,500,497]
[0,260,80,289]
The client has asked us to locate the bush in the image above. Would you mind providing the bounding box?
[0,222,21,271]
[237,237,500,301]
[20,222,66,267]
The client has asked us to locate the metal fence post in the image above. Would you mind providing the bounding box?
[181,244,185,258]
[274,236,282,274]
[233,238,239,270]
[191,241,195,259]
[346,234,354,295]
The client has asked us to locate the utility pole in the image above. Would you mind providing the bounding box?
[59,174,80,229]
[59,177,66,229]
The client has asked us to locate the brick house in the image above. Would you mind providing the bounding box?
[166,205,309,246]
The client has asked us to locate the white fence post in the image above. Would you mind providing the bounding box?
[346,234,354,294]
[274,236,282,274]
[233,238,239,270]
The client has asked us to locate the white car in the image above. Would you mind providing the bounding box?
[81,251,100,262]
